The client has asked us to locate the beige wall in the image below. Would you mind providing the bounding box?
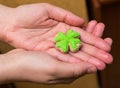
[0,0,99,88]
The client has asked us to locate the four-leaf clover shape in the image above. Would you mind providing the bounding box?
[55,29,82,53]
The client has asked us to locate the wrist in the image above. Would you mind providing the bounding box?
[0,53,23,84]
[0,5,15,41]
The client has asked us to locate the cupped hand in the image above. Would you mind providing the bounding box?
[3,3,112,70]
[85,20,112,50]
[2,49,96,84]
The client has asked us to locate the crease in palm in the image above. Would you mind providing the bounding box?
[8,20,89,63]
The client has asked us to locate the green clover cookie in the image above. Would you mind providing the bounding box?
[54,29,82,53]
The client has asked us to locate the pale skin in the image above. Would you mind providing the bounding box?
[0,21,111,84]
[0,3,113,84]
[0,49,97,84]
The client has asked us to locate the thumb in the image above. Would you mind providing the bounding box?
[56,61,97,78]
[46,4,85,27]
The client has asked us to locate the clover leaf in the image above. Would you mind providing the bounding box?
[55,29,82,53]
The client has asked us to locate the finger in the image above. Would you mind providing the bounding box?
[47,48,80,63]
[56,60,97,78]
[85,20,97,33]
[104,38,113,46]
[92,23,105,37]
[46,4,85,27]
[71,27,110,51]
[70,51,106,70]
[81,43,113,64]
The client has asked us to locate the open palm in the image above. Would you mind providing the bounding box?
[5,3,112,70]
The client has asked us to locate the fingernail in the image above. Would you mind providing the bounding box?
[87,66,97,73]
[100,51,113,64]
[87,58,105,70]
[102,42,110,51]
[105,54,113,64]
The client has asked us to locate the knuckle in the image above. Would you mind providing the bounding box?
[92,47,99,55]
[73,64,84,78]
[49,63,59,76]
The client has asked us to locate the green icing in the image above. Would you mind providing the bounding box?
[55,29,81,53]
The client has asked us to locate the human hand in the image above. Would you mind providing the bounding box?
[0,3,84,40]
[1,3,112,70]
[0,49,96,84]
[84,20,113,54]
[82,20,113,65]
[85,20,112,45]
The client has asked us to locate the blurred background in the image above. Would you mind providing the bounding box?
[0,0,120,88]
